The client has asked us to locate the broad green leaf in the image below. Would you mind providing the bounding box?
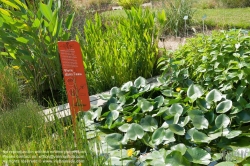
[168,103,183,115]
[192,130,211,143]
[16,37,29,44]
[118,123,131,132]
[134,76,146,88]
[152,127,166,145]
[126,123,144,140]
[179,116,190,127]
[138,100,154,112]
[215,162,235,166]
[226,130,242,139]
[162,89,174,97]
[109,103,123,112]
[39,2,53,21]
[189,109,208,129]
[105,133,123,149]
[140,116,158,132]
[185,147,211,165]
[165,151,190,166]
[216,100,232,113]
[187,84,204,101]
[121,81,133,92]
[110,87,120,95]
[215,114,230,128]
[206,89,222,103]
[171,143,187,155]
[169,124,185,135]
[154,95,164,108]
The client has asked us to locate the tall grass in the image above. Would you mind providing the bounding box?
[0,60,22,111]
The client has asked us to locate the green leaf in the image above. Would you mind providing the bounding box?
[184,147,211,165]
[16,37,29,44]
[110,87,120,96]
[140,115,158,132]
[216,100,232,113]
[188,129,211,143]
[121,81,133,92]
[162,89,174,97]
[126,123,144,140]
[105,133,123,149]
[236,110,250,123]
[171,143,187,155]
[152,127,166,145]
[215,114,230,129]
[189,109,209,129]
[168,103,183,115]
[39,2,53,21]
[134,76,147,88]
[118,123,131,132]
[109,103,123,112]
[187,84,204,101]
[226,130,242,139]
[169,124,185,135]
[206,89,222,103]
[215,162,235,166]
[154,95,164,108]
[165,151,190,166]
[65,12,75,30]
[138,100,154,112]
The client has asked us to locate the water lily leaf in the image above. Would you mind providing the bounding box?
[187,84,204,101]
[152,127,166,145]
[110,87,120,96]
[99,93,111,100]
[179,116,190,127]
[109,103,123,112]
[168,103,183,115]
[215,162,235,166]
[236,110,250,123]
[134,76,147,88]
[140,115,158,132]
[118,123,131,132]
[185,147,211,165]
[206,89,222,103]
[189,109,208,129]
[162,89,174,97]
[225,130,242,139]
[138,100,154,112]
[165,151,190,166]
[171,143,187,155]
[215,114,230,129]
[216,100,232,113]
[105,133,123,149]
[121,81,133,92]
[197,98,211,111]
[154,95,164,108]
[186,128,197,140]
[126,123,144,140]
[169,124,185,135]
[193,130,211,143]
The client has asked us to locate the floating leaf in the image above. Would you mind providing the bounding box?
[118,123,131,132]
[105,133,123,149]
[192,130,211,143]
[216,100,232,113]
[110,87,120,95]
[134,76,147,88]
[169,124,185,135]
[185,147,211,165]
[171,143,187,155]
[215,114,230,129]
[152,127,166,145]
[109,103,123,112]
[215,162,235,166]
[168,103,183,115]
[138,100,154,112]
[187,84,204,101]
[206,89,222,103]
[140,116,158,132]
[189,109,208,129]
[121,81,133,92]
[165,151,190,165]
[225,130,242,139]
[154,95,164,108]
[126,123,144,140]
[236,110,250,123]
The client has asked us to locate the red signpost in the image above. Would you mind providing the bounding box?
[58,41,90,126]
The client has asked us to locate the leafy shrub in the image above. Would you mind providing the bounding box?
[0,0,74,104]
[81,76,250,165]
[0,60,21,111]
[118,0,144,9]
[162,0,195,37]
[79,8,160,94]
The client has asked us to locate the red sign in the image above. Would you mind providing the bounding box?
[58,41,90,118]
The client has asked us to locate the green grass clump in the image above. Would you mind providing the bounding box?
[194,8,250,29]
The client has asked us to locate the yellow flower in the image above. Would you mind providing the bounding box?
[77,163,82,166]
[127,148,134,157]
[176,87,182,92]
[126,117,133,122]
[12,66,20,70]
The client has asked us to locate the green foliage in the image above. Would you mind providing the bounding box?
[219,0,250,8]
[118,0,144,9]
[79,8,159,94]
[82,76,250,165]
[0,60,21,111]
[162,0,195,36]
[0,0,74,103]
